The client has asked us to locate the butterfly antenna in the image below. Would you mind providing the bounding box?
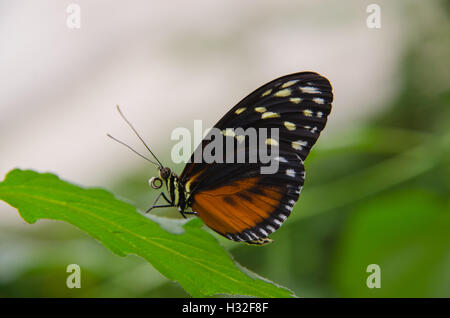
[106,134,161,167]
[114,105,164,168]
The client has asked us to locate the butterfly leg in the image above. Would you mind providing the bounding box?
[177,208,198,219]
[160,192,172,204]
[183,211,198,215]
[146,192,173,213]
[178,207,187,219]
[177,208,198,218]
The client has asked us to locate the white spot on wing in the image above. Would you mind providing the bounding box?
[235,135,245,143]
[278,213,288,220]
[291,140,307,150]
[284,121,296,131]
[286,169,296,177]
[255,107,267,113]
[274,156,288,163]
[299,86,320,94]
[303,109,313,117]
[222,128,235,137]
[261,111,280,119]
[281,80,299,88]
[289,97,302,104]
[313,97,325,104]
[235,107,246,114]
[266,138,279,146]
[261,89,272,97]
[274,88,291,97]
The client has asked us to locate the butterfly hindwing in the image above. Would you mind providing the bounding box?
[180,72,333,244]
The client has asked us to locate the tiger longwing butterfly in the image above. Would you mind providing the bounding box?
[109,72,333,245]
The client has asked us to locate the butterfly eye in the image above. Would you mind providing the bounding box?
[149,177,163,190]
[160,167,171,179]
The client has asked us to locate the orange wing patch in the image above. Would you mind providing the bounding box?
[192,177,284,241]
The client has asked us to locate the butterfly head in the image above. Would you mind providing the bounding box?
[149,167,171,190]
[159,167,171,180]
[107,106,172,191]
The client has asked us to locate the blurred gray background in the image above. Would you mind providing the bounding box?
[0,0,404,195]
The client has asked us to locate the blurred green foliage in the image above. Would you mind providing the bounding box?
[1,2,449,298]
[335,189,450,297]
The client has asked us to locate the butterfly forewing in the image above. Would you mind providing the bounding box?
[180,72,333,244]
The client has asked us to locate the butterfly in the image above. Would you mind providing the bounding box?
[109,72,333,245]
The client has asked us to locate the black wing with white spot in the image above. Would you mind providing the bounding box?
[180,72,333,244]
[214,71,333,161]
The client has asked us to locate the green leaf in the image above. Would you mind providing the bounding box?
[333,189,450,297]
[0,169,294,298]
